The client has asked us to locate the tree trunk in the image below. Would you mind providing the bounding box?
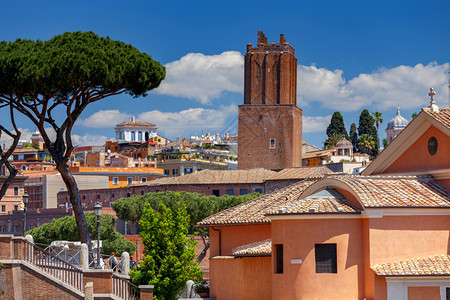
[56,163,92,247]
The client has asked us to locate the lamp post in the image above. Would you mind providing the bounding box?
[22,192,29,236]
[94,202,102,269]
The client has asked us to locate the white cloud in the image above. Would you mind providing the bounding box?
[156,50,448,112]
[303,115,332,133]
[138,104,237,138]
[155,51,244,104]
[71,133,108,146]
[78,110,131,128]
[298,62,449,111]
[0,128,33,149]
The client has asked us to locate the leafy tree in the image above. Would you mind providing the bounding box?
[357,134,376,155]
[324,133,343,149]
[324,112,348,148]
[26,212,136,256]
[372,111,384,132]
[131,202,202,300]
[358,109,379,156]
[0,31,165,246]
[112,191,261,233]
[412,112,418,119]
[349,123,358,152]
[382,138,388,148]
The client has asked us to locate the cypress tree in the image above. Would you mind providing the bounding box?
[324,112,349,148]
[349,123,358,152]
[358,109,379,156]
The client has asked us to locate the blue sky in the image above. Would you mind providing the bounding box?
[1,0,449,148]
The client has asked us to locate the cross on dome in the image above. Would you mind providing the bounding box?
[428,87,436,102]
[427,88,439,112]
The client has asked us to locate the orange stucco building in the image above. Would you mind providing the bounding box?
[199,105,450,299]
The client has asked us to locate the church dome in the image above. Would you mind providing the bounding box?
[335,138,352,148]
[386,108,408,131]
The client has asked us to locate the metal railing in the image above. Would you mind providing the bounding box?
[112,273,140,300]
[15,239,84,292]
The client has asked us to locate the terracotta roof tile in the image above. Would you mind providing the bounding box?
[115,121,157,127]
[267,166,334,181]
[327,175,450,208]
[148,169,276,186]
[267,197,360,215]
[232,239,272,257]
[372,255,450,276]
[302,149,332,159]
[422,108,450,130]
[197,180,317,226]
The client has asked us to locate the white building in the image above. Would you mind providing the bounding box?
[115,116,158,142]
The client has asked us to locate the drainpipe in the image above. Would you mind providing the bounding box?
[211,227,222,256]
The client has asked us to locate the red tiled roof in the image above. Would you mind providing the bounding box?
[267,166,334,181]
[422,108,450,131]
[232,239,272,257]
[373,255,450,276]
[115,121,157,127]
[148,169,276,186]
[197,180,316,226]
[267,196,360,215]
[327,175,450,208]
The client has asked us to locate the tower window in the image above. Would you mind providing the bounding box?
[270,138,276,149]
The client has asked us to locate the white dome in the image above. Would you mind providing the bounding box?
[386,108,408,131]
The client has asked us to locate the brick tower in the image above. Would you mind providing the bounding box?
[238,31,302,170]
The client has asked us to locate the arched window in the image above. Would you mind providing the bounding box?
[145,132,149,141]
[21,165,27,170]
[138,132,143,141]
[131,131,135,141]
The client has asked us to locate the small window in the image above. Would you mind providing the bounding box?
[141,177,147,183]
[164,169,170,175]
[111,194,115,198]
[13,226,20,233]
[255,189,263,194]
[275,244,283,274]
[127,193,131,197]
[344,149,350,156]
[270,138,276,149]
[212,190,220,197]
[0,226,3,232]
[14,205,18,211]
[185,168,192,174]
[240,189,247,195]
[97,194,100,199]
[226,189,234,196]
[112,177,119,185]
[172,169,178,176]
[315,244,337,273]
[127,177,133,185]
[141,191,144,195]
[1,205,5,212]
[82,195,85,200]
[14,186,19,196]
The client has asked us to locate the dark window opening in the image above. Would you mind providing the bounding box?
[127,193,131,197]
[275,244,283,274]
[255,188,263,194]
[212,190,220,197]
[226,189,234,196]
[315,244,337,273]
[240,189,247,195]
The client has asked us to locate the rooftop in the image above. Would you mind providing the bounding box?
[373,255,450,277]
[326,175,450,208]
[148,169,277,186]
[266,166,333,181]
[197,180,316,226]
[232,239,272,257]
